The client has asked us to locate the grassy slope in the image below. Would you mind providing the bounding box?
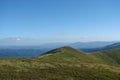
[0,47,120,80]
[38,46,105,63]
[90,48,120,64]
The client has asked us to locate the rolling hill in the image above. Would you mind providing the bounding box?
[90,48,120,64]
[0,46,120,80]
[38,46,104,63]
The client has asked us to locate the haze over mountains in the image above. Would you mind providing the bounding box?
[0,41,119,57]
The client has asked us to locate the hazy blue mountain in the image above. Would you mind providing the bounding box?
[70,41,116,48]
[104,42,120,49]
[80,42,120,52]
[0,48,52,57]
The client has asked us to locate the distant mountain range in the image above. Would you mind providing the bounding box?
[0,41,116,49]
[70,41,116,48]
[0,41,119,57]
[81,42,120,52]
[0,48,50,57]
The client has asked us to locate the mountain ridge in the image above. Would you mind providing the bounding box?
[81,42,120,52]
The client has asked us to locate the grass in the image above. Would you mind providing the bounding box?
[0,46,120,80]
[90,48,120,64]
[0,59,120,80]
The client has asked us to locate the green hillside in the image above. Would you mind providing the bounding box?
[90,48,120,64]
[0,46,120,80]
[38,46,104,63]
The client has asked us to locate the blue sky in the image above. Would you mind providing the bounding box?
[0,0,120,43]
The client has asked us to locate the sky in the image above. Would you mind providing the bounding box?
[0,0,120,44]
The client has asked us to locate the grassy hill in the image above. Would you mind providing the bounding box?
[90,48,120,64]
[0,46,120,80]
[38,46,104,63]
